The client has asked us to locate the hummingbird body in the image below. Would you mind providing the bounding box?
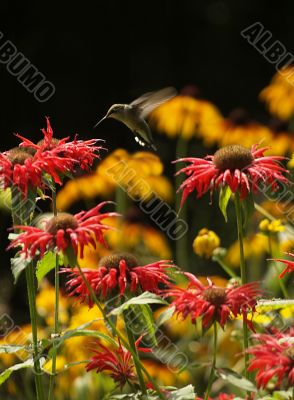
[94,87,176,151]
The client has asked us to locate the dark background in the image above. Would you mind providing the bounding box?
[0,1,293,320]
[0,1,293,150]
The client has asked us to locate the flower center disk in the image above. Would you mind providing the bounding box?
[7,148,33,165]
[46,213,79,234]
[99,253,138,269]
[203,287,227,306]
[213,145,254,171]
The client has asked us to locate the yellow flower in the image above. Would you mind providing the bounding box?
[43,355,67,374]
[260,67,294,120]
[193,228,220,258]
[280,238,294,253]
[216,115,273,149]
[150,94,223,143]
[56,149,172,210]
[259,218,285,234]
[226,234,268,267]
[78,215,172,267]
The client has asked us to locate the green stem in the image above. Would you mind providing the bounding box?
[234,192,249,380]
[213,255,237,278]
[48,187,59,400]
[11,187,44,400]
[115,185,129,215]
[204,322,217,400]
[175,136,189,269]
[26,264,45,400]
[123,312,147,396]
[268,236,289,299]
[75,264,167,400]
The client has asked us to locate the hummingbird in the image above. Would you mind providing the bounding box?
[94,87,176,151]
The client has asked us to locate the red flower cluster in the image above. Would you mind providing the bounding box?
[86,337,150,388]
[17,117,103,172]
[63,253,173,305]
[8,202,117,259]
[174,144,289,208]
[274,252,294,277]
[247,328,294,389]
[164,273,261,329]
[0,118,103,197]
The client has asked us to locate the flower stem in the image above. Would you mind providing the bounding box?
[48,187,59,400]
[234,192,249,380]
[123,312,147,396]
[175,136,189,269]
[11,187,44,400]
[268,236,289,299]
[115,185,129,215]
[204,322,217,400]
[75,264,167,400]
[26,264,45,400]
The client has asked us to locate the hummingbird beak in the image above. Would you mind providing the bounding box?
[93,115,107,129]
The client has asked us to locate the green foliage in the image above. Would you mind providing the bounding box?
[10,254,31,283]
[216,368,257,392]
[219,186,232,222]
[108,384,196,399]
[0,359,35,386]
[108,292,168,316]
[36,251,58,284]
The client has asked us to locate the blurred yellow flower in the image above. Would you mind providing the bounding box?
[36,281,70,326]
[44,355,67,374]
[150,93,223,144]
[215,109,273,149]
[142,360,190,386]
[193,228,220,258]
[259,218,285,234]
[226,234,268,267]
[280,238,294,253]
[260,67,294,120]
[56,149,172,210]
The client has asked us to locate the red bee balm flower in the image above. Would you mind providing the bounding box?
[86,337,150,388]
[17,117,103,172]
[165,273,261,330]
[8,202,117,259]
[174,144,289,207]
[273,252,294,277]
[0,148,44,197]
[247,328,294,389]
[63,253,173,305]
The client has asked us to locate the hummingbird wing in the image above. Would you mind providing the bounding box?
[130,87,177,119]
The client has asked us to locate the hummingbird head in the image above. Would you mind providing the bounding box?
[105,104,126,120]
[94,104,127,128]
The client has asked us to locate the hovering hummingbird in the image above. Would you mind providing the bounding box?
[94,87,176,151]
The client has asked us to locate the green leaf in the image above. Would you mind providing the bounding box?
[109,384,196,400]
[36,251,57,284]
[257,299,294,310]
[219,186,232,222]
[241,191,255,228]
[0,344,28,354]
[155,306,175,328]
[126,304,157,347]
[63,246,77,267]
[108,292,168,316]
[10,255,31,283]
[0,358,34,386]
[216,368,257,392]
[49,328,117,356]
